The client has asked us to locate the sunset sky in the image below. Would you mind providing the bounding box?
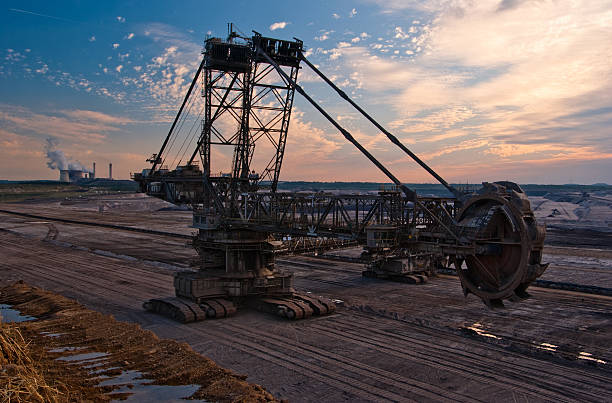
[1,0,611,184]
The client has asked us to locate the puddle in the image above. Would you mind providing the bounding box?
[577,351,607,364]
[99,370,144,387]
[532,343,607,364]
[41,331,65,338]
[0,304,36,323]
[49,346,86,353]
[534,342,558,352]
[56,352,109,362]
[100,370,203,402]
[83,358,111,369]
[90,366,121,375]
[114,383,202,402]
[466,322,501,339]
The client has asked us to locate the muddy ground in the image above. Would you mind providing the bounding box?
[0,195,611,402]
[0,282,275,402]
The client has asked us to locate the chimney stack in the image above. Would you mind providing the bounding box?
[92,162,96,179]
[109,163,113,180]
[59,170,70,182]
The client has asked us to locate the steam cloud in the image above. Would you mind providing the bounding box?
[44,138,90,172]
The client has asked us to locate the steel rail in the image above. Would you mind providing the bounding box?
[0,209,192,239]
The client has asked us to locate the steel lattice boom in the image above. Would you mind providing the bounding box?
[133,28,548,320]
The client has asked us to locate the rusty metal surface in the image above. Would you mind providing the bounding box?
[131,29,547,313]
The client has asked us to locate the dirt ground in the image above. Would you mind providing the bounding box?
[0,195,611,402]
[0,282,275,402]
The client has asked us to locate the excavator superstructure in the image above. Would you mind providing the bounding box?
[133,27,547,321]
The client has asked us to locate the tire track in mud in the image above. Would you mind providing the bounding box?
[333,312,611,384]
[2,233,611,402]
[306,324,576,402]
[321,316,610,400]
[0,237,172,306]
[0,235,173,289]
[171,323,414,402]
[223,322,475,403]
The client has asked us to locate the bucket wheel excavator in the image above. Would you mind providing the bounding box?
[133,26,548,322]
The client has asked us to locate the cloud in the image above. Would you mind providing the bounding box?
[324,0,612,182]
[0,43,127,101]
[116,16,125,23]
[4,49,26,62]
[0,104,133,145]
[59,109,134,125]
[315,31,334,41]
[282,109,344,177]
[496,0,525,12]
[269,21,289,31]
[35,64,49,74]
[394,26,409,39]
[124,24,202,119]
[0,125,146,181]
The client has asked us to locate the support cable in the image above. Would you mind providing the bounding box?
[151,57,206,172]
[299,53,463,199]
[161,90,198,169]
[254,46,416,201]
[255,45,461,242]
[173,99,206,168]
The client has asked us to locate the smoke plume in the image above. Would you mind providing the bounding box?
[45,138,90,172]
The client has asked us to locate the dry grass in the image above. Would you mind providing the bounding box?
[0,322,64,403]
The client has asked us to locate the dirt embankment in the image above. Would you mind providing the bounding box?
[0,281,277,402]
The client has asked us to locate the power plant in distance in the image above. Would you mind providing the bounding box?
[59,162,113,183]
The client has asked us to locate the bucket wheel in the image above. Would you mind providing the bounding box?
[455,182,547,307]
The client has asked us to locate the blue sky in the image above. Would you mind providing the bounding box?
[1,0,611,184]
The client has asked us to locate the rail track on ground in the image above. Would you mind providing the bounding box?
[0,209,192,239]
